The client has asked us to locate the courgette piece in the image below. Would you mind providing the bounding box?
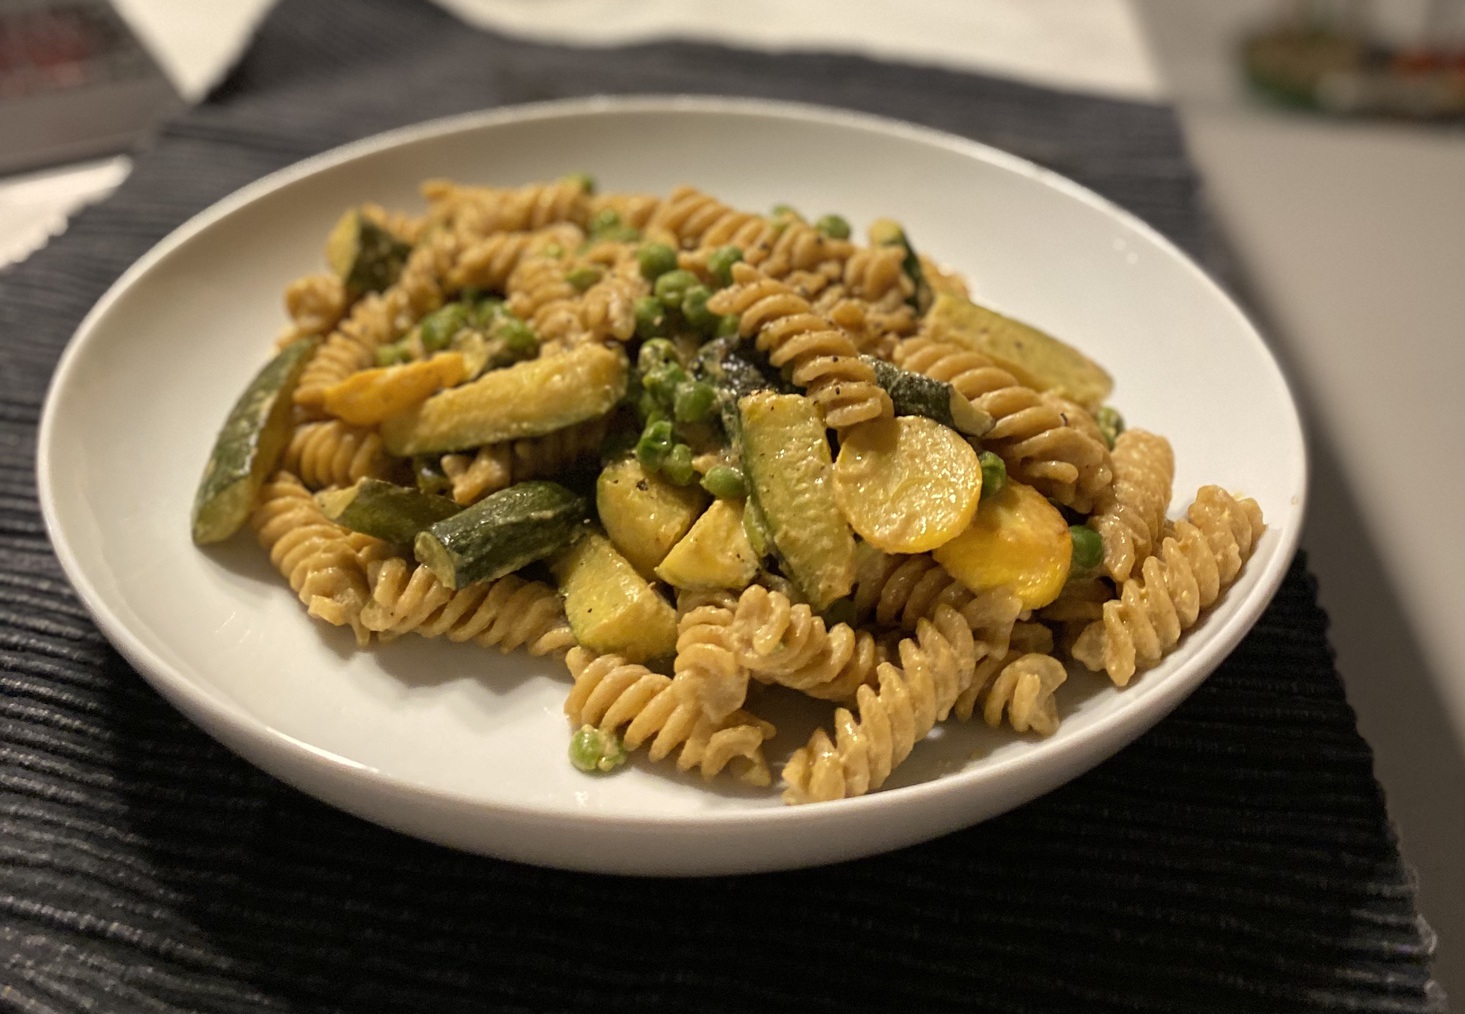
[595,457,706,578]
[321,352,468,427]
[862,355,993,437]
[923,292,1113,412]
[413,480,586,590]
[738,392,856,610]
[381,344,628,456]
[868,218,932,314]
[191,336,319,545]
[326,209,412,298]
[693,336,790,450]
[316,478,460,546]
[655,499,759,591]
[551,530,679,662]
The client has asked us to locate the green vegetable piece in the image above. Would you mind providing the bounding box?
[469,297,505,328]
[653,269,699,311]
[413,480,587,590]
[635,391,667,426]
[637,242,679,281]
[643,362,687,407]
[815,214,851,240]
[637,338,679,373]
[707,245,743,287]
[1096,406,1125,451]
[563,171,596,194]
[413,456,453,496]
[1069,524,1104,573]
[634,295,668,338]
[565,265,604,292]
[375,340,411,367]
[741,494,772,559]
[326,210,411,298]
[316,478,460,545]
[191,336,319,545]
[673,380,716,423]
[978,451,1006,502]
[569,725,627,773]
[662,443,695,486]
[700,464,747,500]
[588,208,620,234]
[770,203,801,222]
[495,316,538,358]
[636,419,675,470]
[862,355,993,437]
[681,284,719,336]
[419,303,469,353]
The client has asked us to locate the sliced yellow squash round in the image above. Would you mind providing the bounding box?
[832,415,982,554]
[932,479,1071,610]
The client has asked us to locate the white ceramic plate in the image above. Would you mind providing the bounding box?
[38,96,1306,875]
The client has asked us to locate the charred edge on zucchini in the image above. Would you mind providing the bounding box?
[316,478,461,546]
[414,480,587,589]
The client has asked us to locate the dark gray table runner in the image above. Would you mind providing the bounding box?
[0,0,1441,1010]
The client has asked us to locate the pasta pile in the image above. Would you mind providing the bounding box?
[198,175,1266,805]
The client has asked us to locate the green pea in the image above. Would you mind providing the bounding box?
[496,317,537,356]
[673,380,717,423]
[564,172,596,195]
[643,362,687,407]
[978,451,1006,502]
[469,297,505,328]
[715,313,741,337]
[815,214,851,240]
[654,269,699,310]
[635,391,667,425]
[662,443,696,486]
[681,285,719,335]
[1096,406,1125,451]
[707,245,743,287]
[1070,525,1104,573]
[374,341,410,367]
[418,303,469,353]
[637,242,679,281]
[569,725,626,773]
[633,296,667,338]
[565,265,604,292]
[700,464,746,499]
[770,203,800,220]
[636,419,675,469]
[637,338,679,373]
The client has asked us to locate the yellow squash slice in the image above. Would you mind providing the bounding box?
[656,499,759,591]
[321,352,467,426]
[932,479,1071,610]
[596,457,706,578]
[833,416,982,554]
[551,531,678,662]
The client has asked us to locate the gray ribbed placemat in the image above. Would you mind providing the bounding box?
[0,1,1441,1010]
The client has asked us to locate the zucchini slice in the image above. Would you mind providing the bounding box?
[321,352,468,427]
[655,499,759,591]
[381,344,628,456]
[326,209,411,297]
[191,336,319,545]
[932,479,1072,610]
[316,478,460,546]
[551,530,679,662]
[923,292,1113,412]
[414,480,586,590]
[595,457,706,578]
[863,355,992,437]
[738,392,856,610]
[833,415,983,554]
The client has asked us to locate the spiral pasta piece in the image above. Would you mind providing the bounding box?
[648,187,853,280]
[588,191,663,231]
[894,336,1112,511]
[952,620,1055,722]
[281,419,395,490]
[1087,429,1175,582]
[294,229,461,409]
[250,473,391,645]
[283,273,347,338]
[447,223,584,293]
[707,263,893,429]
[670,590,748,722]
[564,648,773,785]
[781,604,976,803]
[439,415,611,506]
[423,178,592,241]
[361,557,576,656]
[851,550,1022,642]
[726,585,883,703]
[982,653,1067,736]
[505,255,580,343]
[1071,486,1265,685]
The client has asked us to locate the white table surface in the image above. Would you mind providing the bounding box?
[3,0,1460,992]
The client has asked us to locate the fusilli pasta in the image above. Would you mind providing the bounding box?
[1087,429,1175,582]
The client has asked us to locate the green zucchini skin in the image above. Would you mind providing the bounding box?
[737,392,856,610]
[191,336,319,545]
[327,210,411,297]
[315,478,461,546]
[863,356,993,437]
[414,480,587,589]
[694,336,791,453]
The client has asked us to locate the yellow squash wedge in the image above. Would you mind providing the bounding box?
[932,479,1071,610]
[321,352,467,426]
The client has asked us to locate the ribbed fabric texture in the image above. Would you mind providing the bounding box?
[0,1,1440,1010]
